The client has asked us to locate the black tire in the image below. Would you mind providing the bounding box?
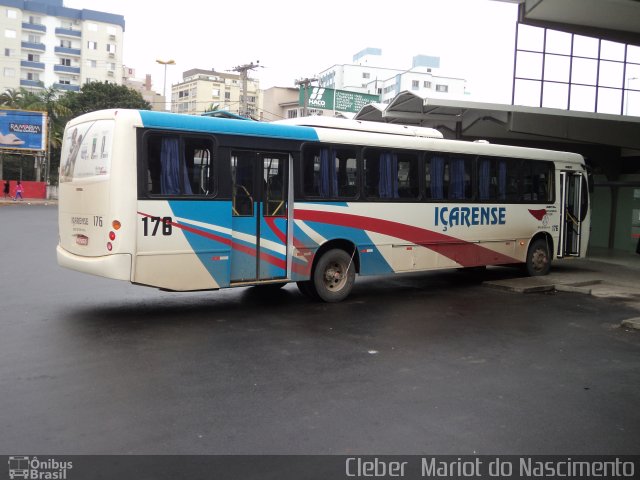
[526,238,551,276]
[296,280,319,300]
[312,249,356,303]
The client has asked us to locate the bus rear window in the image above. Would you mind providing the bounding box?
[60,120,114,182]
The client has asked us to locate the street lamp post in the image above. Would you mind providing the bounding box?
[156,59,175,110]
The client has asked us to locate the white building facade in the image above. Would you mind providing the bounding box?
[318,47,467,104]
[0,0,125,93]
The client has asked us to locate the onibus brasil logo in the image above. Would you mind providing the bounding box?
[8,456,73,479]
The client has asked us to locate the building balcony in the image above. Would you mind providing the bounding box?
[55,27,81,38]
[53,83,80,92]
[22,22,46,33]
[20,79,44,88]
[21,42,46,52]
[54,46,81,56]
[54,65,81,74]
[20,60,46,70]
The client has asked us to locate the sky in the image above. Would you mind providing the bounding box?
[62,0,519,103]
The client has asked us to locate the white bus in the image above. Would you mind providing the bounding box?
[57,110,590,302]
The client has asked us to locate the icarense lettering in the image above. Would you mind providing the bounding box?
[435,206,506,229]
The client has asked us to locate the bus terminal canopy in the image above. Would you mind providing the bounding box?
[354,92,640,152]
[494,0,640,47]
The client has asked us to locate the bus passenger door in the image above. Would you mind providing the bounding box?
[558,171,584,257]
[230,151,289,283]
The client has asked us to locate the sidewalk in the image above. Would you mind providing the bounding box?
[0,197,57,206]
[485,247,640,316]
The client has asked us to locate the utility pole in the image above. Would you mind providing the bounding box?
[295,77,317,117]
[232,61,261,117]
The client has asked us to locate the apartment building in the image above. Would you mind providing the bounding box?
[0,0,125,93]
[171,68,261,117]
[319,47,467,104]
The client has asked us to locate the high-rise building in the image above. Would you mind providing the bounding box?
[0,0,125,93]
[171,68,261,117]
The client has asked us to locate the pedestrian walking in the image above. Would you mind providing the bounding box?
[13,180,23,201]
[3,180,9,199]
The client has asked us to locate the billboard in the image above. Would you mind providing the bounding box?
[300,86,379,114]
[0,109,48,152]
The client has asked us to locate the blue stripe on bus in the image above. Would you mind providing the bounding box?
[168,201,233,287]
[139,111,320,142]
[295,219,393,276]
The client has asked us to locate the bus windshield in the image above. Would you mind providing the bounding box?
[60,119,114,182]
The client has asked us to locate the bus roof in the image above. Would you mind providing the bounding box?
[66,109,584,166]
[276,116,444,139]
[138,110,320,142]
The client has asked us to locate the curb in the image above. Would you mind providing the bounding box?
[621,318,640,330]
[484,282,555,294]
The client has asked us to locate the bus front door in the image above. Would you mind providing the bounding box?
[230,151,289,283]
[558,171,584,258]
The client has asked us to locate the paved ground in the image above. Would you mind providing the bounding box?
[1,205,639,455]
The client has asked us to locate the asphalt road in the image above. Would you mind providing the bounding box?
[1,206,639,455]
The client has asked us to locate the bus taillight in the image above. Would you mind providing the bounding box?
[109,231,116,241]
[112,220,121,230]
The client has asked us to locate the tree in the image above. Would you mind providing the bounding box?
[60,81,151,117]
[0,88,25,108]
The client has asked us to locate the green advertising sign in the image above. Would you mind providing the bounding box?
[299,86,379,114]
[335,90,379,113]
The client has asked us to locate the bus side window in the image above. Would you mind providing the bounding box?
[146,136,162,194]
[478,156,512,202]
[145,134,214,197]
[448,157,471,200]
[184,138,215,196]
[522,160,554,203]
[425,155,446,200]
[397,155,419,199]
[365,148,418,200]
[231,152,255,216]
[302,145,357,199]
[302,146,322,197]
[335,148,358,198]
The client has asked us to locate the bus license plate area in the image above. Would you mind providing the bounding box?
[75,235,89,246]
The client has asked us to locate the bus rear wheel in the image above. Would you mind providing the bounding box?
[526,238,551,276]
[312,249,356,303]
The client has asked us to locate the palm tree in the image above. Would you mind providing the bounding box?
[0,88,25,107]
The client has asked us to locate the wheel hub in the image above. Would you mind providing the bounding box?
[532,249,548,270]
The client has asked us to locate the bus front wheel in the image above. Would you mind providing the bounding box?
[312,249,356,302]
[526,238,551,276]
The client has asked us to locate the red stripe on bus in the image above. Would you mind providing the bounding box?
[265,216,287,244]
[294,209,519,267]
[138,212,286,270]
